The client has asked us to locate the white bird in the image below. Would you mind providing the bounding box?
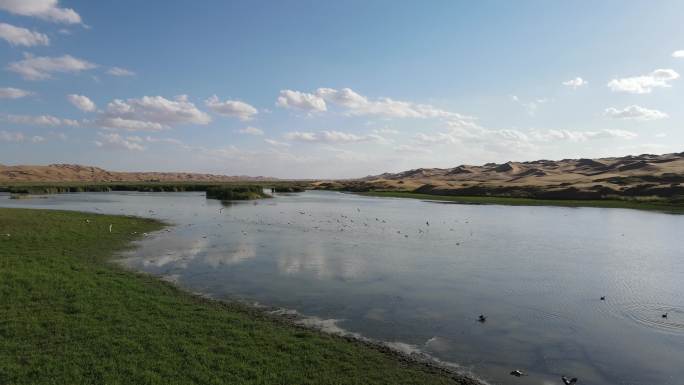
[109,224,113,233]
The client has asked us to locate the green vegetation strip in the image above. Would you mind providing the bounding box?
[0,208,469,385]
[0,181,306,196]
[359,191,684,213]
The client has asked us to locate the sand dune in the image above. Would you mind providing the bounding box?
[0,164,274,183]
[315,152,684,200]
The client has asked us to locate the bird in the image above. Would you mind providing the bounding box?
[478,314,487,323]
[108,224,113,233]
[662,313,668,319]
[509,370,525,377]
[562,376,578,384]
[600,296,605,301]
[426,221,430,226]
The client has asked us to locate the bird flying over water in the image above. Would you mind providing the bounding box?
[562,376,578,384]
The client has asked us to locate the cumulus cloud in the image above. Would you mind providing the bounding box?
[317,87,471,120]
[277,87,475,131]
[0,22,49,46]
[107,67,135,76]
[3,113,80,127]
[0,86,31,99]
[276,90,327,112]
[67,94,96,112]
[562,77,587,89]
[7,53,96,80]
[98,95,211,131]
[604,105,668,121]
[284,130,384,144]
[607,69,680,94]
[205,95,258,120]
[0,0,82,24]
[237,126,263,135]
[0,130,44,143]
[94,133,145,151]
[672,50,684,58]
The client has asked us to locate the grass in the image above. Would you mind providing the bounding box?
[358,191,684,213]
[0,208,470,385]
[205,186,270,201]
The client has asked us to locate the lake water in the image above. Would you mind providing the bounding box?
[2,190,683,385]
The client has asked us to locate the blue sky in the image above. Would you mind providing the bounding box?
[1,0,683,178]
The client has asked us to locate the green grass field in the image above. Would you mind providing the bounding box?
[0,208,472,385]
[358,191,684,213]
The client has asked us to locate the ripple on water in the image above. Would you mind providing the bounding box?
[619,303,684,335]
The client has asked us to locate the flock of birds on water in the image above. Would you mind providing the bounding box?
[9,196,676,385]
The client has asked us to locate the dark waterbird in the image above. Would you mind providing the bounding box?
[600,296,605,301]
[478,314,487,323]
[662,313,668,318]
[562,376,578,384]
[509,370,525,377]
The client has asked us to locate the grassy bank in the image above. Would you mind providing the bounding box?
[358,191,684,213]
[0,208,472,385]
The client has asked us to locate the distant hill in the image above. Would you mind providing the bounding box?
[0,164,275,183]
[314,152,684,200]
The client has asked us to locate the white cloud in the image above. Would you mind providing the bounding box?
[604,105,668,121]
[531,128,637,141]
[413,124,638,154]
[284,130,384,144]
[3,113,80,127]
[0,22,49,46]
[511,95,549,116]
[107,67,135,77]
[7,53,96,80]
[0,0,82,24]
[67,94,96,112]
[0,86,31,99]
[414,132,458,144]
[276,90,327,112]
[205,95,258,121]
[394,144,431,154]
[562,77,587,89]
[0,130,46,143]
[237,126,264,136]
[607,69,680,94]
[672,50,684,58]
[94,133,145,151]
[373,127,399,135]
[143,136,183,145]
[98,95,211,131]
[98,117,165,131]
[317,87,472,122]
[264,138,290,147]
[277,87,475,129]
[0,130,24,142]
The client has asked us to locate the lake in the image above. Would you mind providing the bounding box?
[1,190,683,385]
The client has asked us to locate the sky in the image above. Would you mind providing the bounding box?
[1,0,683,178]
